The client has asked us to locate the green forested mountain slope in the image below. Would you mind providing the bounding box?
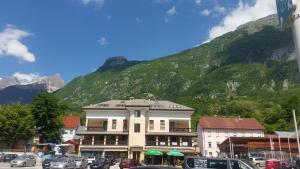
[55,15,300,132]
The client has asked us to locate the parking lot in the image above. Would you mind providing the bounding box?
[0,162,121,169]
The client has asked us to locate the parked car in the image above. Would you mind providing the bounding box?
[248,157,266,168]
[265,159,282,169]
[184,156,259,169]
[90,158,110,169]
[50,157,76,169]
[119,159,137,169]
[3,154,18,163]
[10,155,36,167]
[43,155,56,169]
[74,157,88,169]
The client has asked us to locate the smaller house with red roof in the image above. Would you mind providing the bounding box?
[62,116,81,142]
[197,116,265,157]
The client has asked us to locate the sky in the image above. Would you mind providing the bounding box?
[0,0,277,83]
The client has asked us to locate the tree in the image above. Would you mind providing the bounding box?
[0,104,35,149]
[31,93,66,143]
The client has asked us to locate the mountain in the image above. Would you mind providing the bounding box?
[55,14,300,132]
[0,74,64,104]
[0,83,47,104]
[0,74,64,93]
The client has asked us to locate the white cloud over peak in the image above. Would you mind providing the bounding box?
[13,72,43,84]
[201,9,211,16]
[98,37,109,45]
[0,25,35,62]
[205,0,276,42]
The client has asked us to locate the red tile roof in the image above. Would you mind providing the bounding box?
[63,116,80,128]
[199,116,265,130]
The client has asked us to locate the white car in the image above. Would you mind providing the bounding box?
[10,155,36,167]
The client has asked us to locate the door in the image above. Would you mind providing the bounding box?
[133,151,140,162]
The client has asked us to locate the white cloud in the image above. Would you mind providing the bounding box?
[213,3,226,14]
[166,6,176,16]
[155,0,171,3]
[98,37,109,45]
[13,72,43,84]
[136,17,141,23]
[165,6,176,23]
[201,9,211,16]
[205,0,276,42]
[194,0,202,5]
[0,25,35,62]
[106,15,112,20]
[80,0,105,6]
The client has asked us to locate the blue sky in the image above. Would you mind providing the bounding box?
[0,0,276,83]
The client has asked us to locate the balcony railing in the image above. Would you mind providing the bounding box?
[82,139,92,145]
[169,128,191,132]
[118,140,128,146]
[94,140,104,145]
[105,140,116,145]
[146,141,156,146]
[87,126,107,131]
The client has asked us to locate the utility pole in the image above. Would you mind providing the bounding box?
[293,109,300,157]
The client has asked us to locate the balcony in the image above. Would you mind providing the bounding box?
[80,135,128,146]
[87,126,107,131]
[169,120,190,133]
[169,128,191,133]
[86,119,107,131]
[145,135,194,147]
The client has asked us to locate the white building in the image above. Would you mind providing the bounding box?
[76,99,199,162]
[62,116,81,142]
[197,116,265,157]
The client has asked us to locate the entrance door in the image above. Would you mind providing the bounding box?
[133,151,140,162]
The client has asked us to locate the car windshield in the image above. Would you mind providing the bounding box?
[54,158,69,162]
[15,156,27,160]
[96,158,106,162]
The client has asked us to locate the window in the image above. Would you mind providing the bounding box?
[123,119,128,130]
[208,131,212,137]
[70,130,73,134]
[149,120,154,130]
[134,110,141,117]
[134,123,140,133]
[160,120,165,130]
[225,131,229,137]
[209,152,212,156]
[208,142,212,148]
[112,119,117,130]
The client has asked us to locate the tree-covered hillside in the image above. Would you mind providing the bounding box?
[55,15,300,132]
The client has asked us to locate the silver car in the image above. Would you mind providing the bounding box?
[74,157,88,169]
[10,155,36,167]
[50,157,76,169]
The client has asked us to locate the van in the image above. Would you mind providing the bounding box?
[184,156,258,169]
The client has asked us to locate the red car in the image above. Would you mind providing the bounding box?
[119,159,137,169]
[265,159,283,169]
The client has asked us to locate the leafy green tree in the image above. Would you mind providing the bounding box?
[0,104,35,149]
[31,93,66,143]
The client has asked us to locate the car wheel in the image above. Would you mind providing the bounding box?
[23,163,26,167]
[32,162,36,166]
[255,163,260,167]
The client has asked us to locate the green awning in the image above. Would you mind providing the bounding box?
[167,149,184,157]
[144,149,163,156]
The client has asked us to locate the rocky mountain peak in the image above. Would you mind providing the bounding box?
[97,56,144,72]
